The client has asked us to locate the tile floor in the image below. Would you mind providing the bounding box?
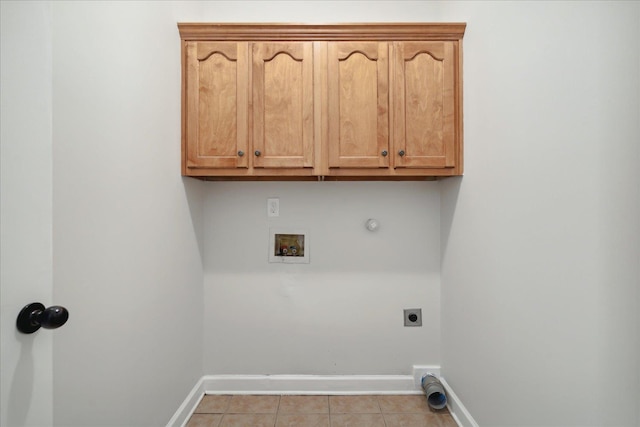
[186,394,457,427]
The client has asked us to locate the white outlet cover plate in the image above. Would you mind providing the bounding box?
[267,198,279,217]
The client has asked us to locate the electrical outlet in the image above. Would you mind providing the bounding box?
[267,198,279,217]
[404,309,422,327]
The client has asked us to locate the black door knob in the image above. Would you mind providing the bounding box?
[17,302,69,334]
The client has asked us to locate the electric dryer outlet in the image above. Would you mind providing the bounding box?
[403,309,422,326]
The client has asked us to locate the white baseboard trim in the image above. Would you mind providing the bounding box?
[411,365,441,388]
[440,377,479,427]
[167,368,479,427]
[200,374,425,395]
[165,377,205,427]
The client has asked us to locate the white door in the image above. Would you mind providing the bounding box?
[1,2,55,426]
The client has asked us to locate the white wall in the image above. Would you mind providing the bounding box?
[190,0,452,377]
[50,2,205,426]
[188,0,453,379]
[1,2,54,426]
[440,2,640,426]
[203,182,441,374]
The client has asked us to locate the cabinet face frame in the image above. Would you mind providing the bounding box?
[179,23,466,179]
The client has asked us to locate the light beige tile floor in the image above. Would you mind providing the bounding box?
[186,394,457,427]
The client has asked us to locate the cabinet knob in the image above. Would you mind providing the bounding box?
[398,150,405,157]
[254,150,261,157]
[237,150,244,157]
[381,150,388,157]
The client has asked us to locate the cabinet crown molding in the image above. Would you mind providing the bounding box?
[178,23,466,41]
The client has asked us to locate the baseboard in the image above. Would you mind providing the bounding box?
[200,373,425,395]
[411,365,441,388]
[167,368,479,427]
[165,377,205,427]
[440,377,479,427]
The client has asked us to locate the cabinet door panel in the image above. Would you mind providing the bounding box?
[253,42,314,168]
[185,42,248,168]
[393,42,455,168]
[328,42,389,168]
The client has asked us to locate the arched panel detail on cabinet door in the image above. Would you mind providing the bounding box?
[327,42,389,169]
[393,41,455,169]
[253,42,314,169]
[186,41,248,169]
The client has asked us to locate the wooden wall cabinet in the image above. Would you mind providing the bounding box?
[179,23,465,180]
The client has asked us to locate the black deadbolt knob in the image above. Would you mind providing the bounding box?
[17,302,69,334]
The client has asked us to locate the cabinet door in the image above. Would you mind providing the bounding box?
[252,42,314,168]
[327,42,389,168]
[185,42,249,169]
[393,42,456,168]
